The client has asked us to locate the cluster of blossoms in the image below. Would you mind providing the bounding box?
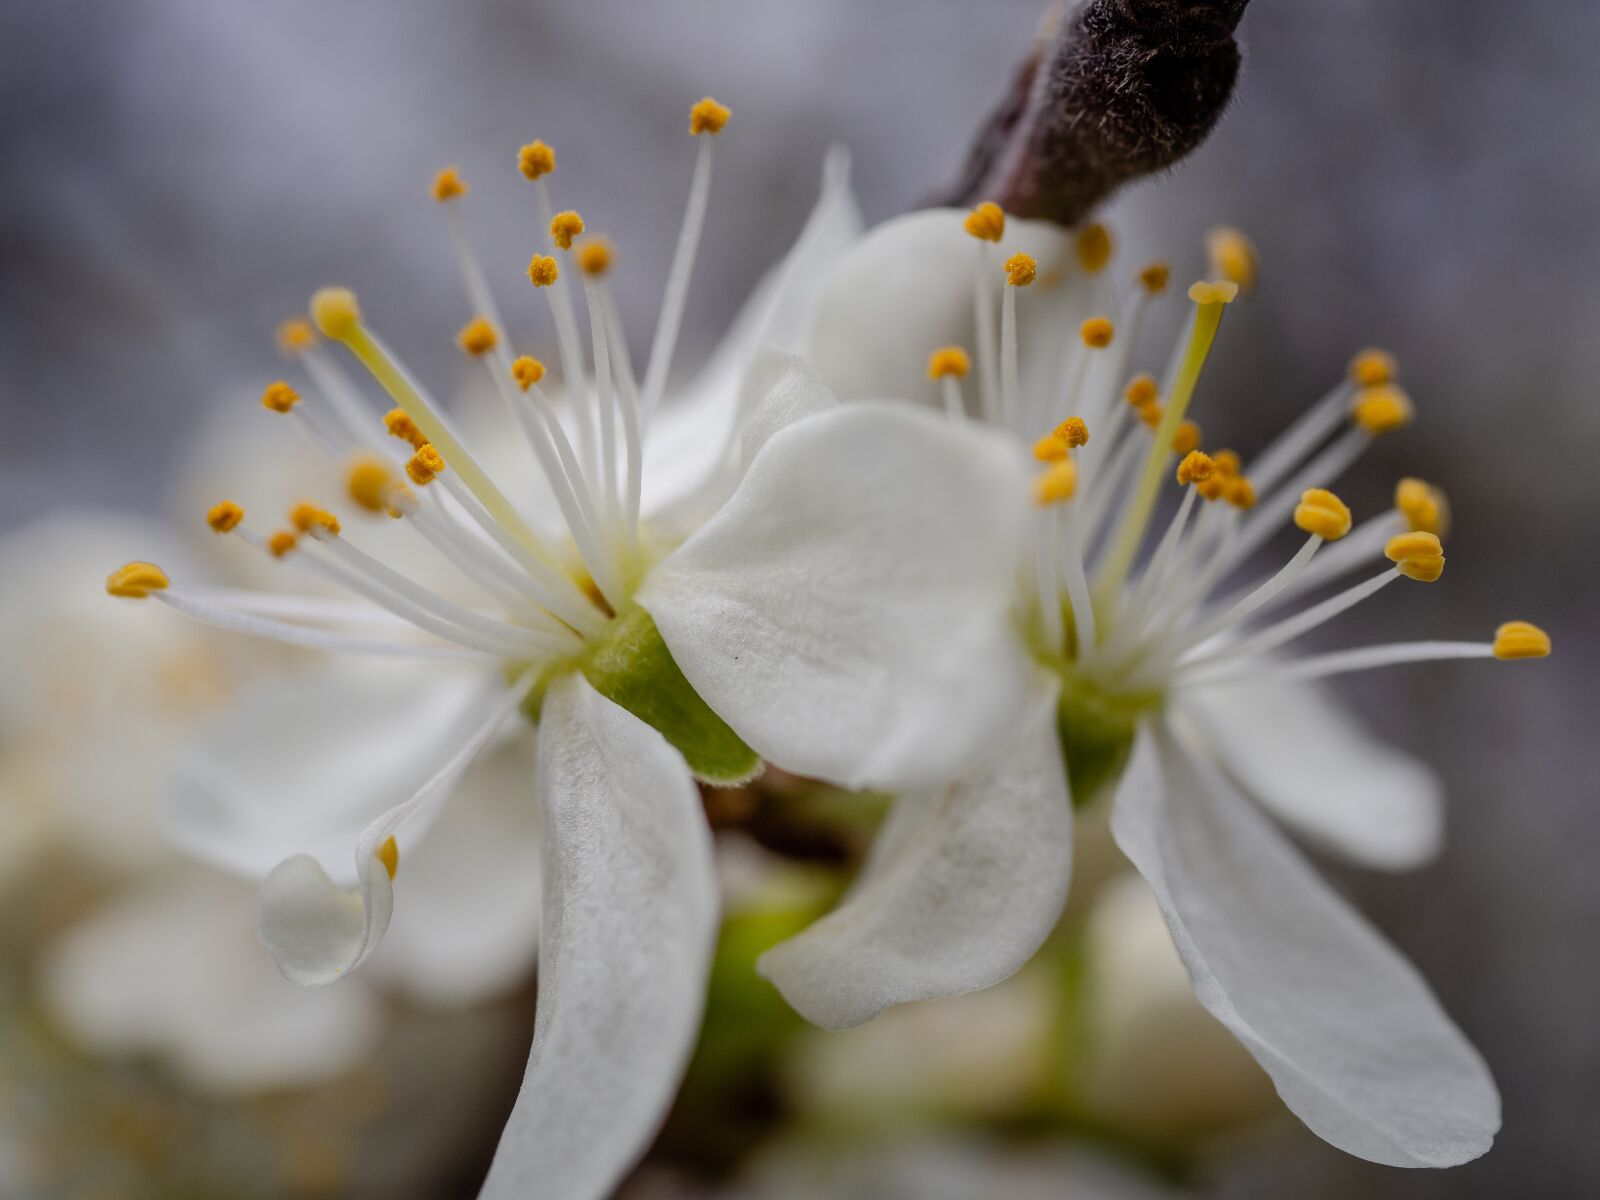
[107,98,1547,1196]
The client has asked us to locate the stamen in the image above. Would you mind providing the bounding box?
[1137,261,1170,294]
[106,561,169,599]
[1226,476,1257,509]
[1205,227,1257,293]
[277,318,316,357]
[1349,347,1397,387]
[1004,253,1038,287]
[346,458,396,514]
[527,254,560,287]
[1396,476,1450,537]
[517,140,556,180]
[1493,621,1551,660]
[268,531,299,558]
[1176,450,1214,485]
[1351,384,1414,436]
[1385,530,1445,582]
[512,356,546,390]
[1076,222,1112,274]
[406,444,446,485]
[288,502,341,538]
[963,202,1005,243]
[1080,316,1114,348]
[550,210,585,251]
[206,501,244,534]
[576,238,613,276]
[1171,420,1202,457]
[1293,488,1352,541]
[688,96,731,135]
[1033,460,1078,506]
[928,346,971,380]
[999,253,1035,431]
[431,167,468,202]
[456,316,499,358]
[261,381,300,413]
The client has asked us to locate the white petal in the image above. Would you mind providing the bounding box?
[368,735,543,1008]
[168,658,487,883]
[758,675,1071,1029]
[1110,725,1499,1167]
[642,147,862,522]
[479,673,717,1200]
[254,671,534,987]
[803,208,1085,410]
[640,401,1032,792]
[1178,678,1443,869]
[737,349,839,472]
[37,871,381,1094]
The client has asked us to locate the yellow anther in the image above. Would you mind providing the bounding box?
[1187,280,1239,306]
[1057,417,1090,449]
[268,530,299,558]
[1352,384,1414,435]
[1205,226,1258,293]
[1137,261,1171,294]
[1396,476,1449,538]
[1136,400,1163,429]
[384,409,429,450]
[431,167,467,202]
[1385,530,1443,563]
[206,501,244,534]
[407,444,446,485]
[1075,222,1113,274]
[1033,433,1069,462]
[1032,460,1078,506]
[1176,450,1214,486]
[549,210,585,250]
[1293,487,1352,540]
[346,457,395,514]
[527,254,560,287]
[1171,419,1202,456]
[963,201,1005,243]
[1349,347,1398,388]
[512,355,546,391]
[377,836,400,880]
[1197,475,1229,502]
[106,561,169,599]
[277,317,316,356]
[927,346,971,380]
[1211,448,1241,478]
[1492,620,1551,661]
[1080,316,1115,348]
[576,238,612,276]
[1124,374,1158,408]
[1004,252,1037,287]
[289,502,341,538]
[310,287,361,341]
[456,316,498,358]
[518,140,556,180]
[688,96,731,135]
[261,380,300,414]
[1397,555,1445,582]
[1226,476,1257,510]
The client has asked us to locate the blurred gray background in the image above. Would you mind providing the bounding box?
[3,1,1595,1197]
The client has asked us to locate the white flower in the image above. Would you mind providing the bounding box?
[760,206,1552,1167]
[116,106,1031,1200]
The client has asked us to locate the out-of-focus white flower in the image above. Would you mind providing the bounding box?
[759,207,1549,1167]
[117,104,1032,1200]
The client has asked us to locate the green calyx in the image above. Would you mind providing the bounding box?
[522,604,761,786]
[1053,668,1162,808]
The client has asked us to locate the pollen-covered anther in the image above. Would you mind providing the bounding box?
[206,501,244,534]
[310,287,361,341]
[1124,374,1158,409]
[1206,227,1258,293]
[963,201,1005,243]
[432,167,467,202]
[1032,460,1078,506]
[289,502,341,538]
[1175,450,1215,486]
[1187,280,1239,306]
[511,355,546,391]
[1171,419,1201,456]
[267,530,299,559]
[1293,488,1353,540]
[346,457,395,514]
[1005,253,1037,287]
[1352,384,1414,435]
[1492,620,1551,661]
[1080,317,1114,348]
[1350,347,1398,388]
[549,210,585,250]
[1211,449,1241,478]
[927,346,970,380]
[1075,222,1112,274]
[1396,476,1449,538]
[261,381,300,413]
[688,96,731,136]
[377,836,400,880]
[406,444,446,486]
[277,317,316,357]
[106,561,169,599]
[384,409,429,450]
[1137,401,1163,429]
[1138,261,1170,294]
[1056,416,1089,449]
[1226,476,1258,510]
[576,238,612,276]
[1385,530,1446,581]
[527,254,559,288]
[518,140,556,180]
[456,316,498,357]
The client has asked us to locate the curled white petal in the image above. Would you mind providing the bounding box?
[479,673,717,1200]
[738,349,839,471]
[759,675,1071,1029]
[1111,724,1499,1167]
